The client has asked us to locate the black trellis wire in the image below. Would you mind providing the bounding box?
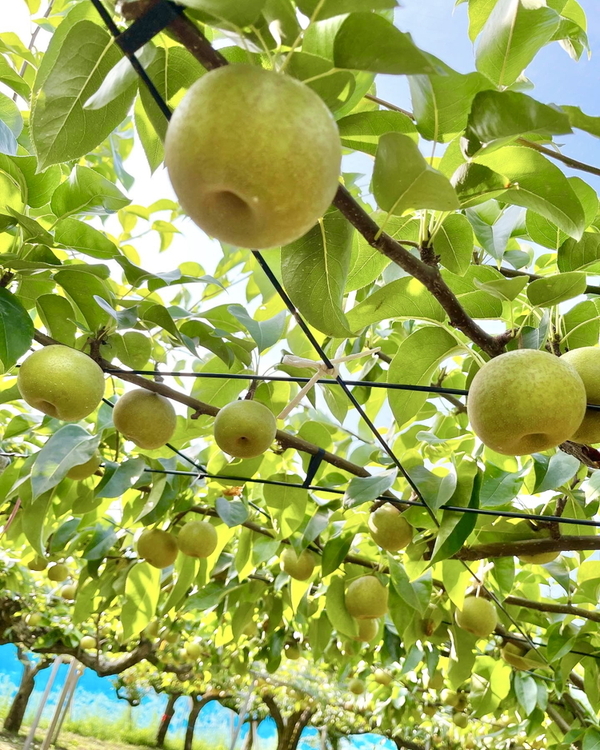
[86,0,586,660]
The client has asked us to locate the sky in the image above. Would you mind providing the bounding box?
[2,1,600,747]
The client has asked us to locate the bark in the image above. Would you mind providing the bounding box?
[263,695,314,750]
[157,693,180,748]
[241,721,254,750]
[4,650,50,733]
[183,691,220,750]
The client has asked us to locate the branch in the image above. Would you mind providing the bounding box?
[501,595,600,624]
[517,137,600,179]
[497,265,600,297]
[33,639,155,677]
[456,535,600,561]
[262,694,285,737]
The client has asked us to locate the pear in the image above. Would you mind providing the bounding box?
[27,556,47,572]
[562,347,600,443]
[67,452,101,480]
[60,584,77,600]
[26,613,43,627]
[455,596,497,638]
[177,520,218,559]
[18,345,105,421]
[185,641,202,660]
[368,504,413,552]
[345,576,389,620]
[47,563,69,582]
[441,689,459,707]
[137,528,178,569]
[165,65,341,249]
[373,669,392,686]
[285,643,301,660]
[352,618,379,643]
[349,678,365,695]
[467,349,586,455]
[80,636,97,650]
[453,712,468,729]
[280,548,316,581]
[113,389,176,450]
[214,400,277,459]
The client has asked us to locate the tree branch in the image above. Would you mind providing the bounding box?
[456,535,600,561]
[262,694,285,738]
[501,595,600,624]
[517,137,600,179]
[497,265,600,296]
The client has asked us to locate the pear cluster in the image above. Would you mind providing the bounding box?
[467,348,596,455]
[137,520,219,569]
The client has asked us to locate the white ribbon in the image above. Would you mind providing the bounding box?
[277,348,381,420]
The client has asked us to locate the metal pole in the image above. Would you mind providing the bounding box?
[320,726,327,750]
[41,659,78,750]
[23,656,63,750]
[229,681,255,750]
[252,720,258,750]
[52,663,82,745]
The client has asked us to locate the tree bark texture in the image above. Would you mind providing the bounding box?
[4,651,50,733]
[156,692,180,748]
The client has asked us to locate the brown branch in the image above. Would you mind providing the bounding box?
[497,265,600,296]
[456,535,600,561]
[517,137,600,179]
[262,694,285,738]
[502,595,600,624]
[34,639,155,677]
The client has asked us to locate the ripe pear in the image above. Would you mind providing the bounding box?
[137,528,178,569]
[48,563,69,582]
[455,596,497,638]
[60,583,77,600]
[345,576,389,620]
[80,636,97,650]
[113,389,176,450]
[280,547,316,581]
[373,669,392,686]
[352,618,379,643]
[165,65,342,249]
[185,641,202,660]
[27,556,47,572]
[349,678,366,695]
[467,349,586,455]
[18,345,105,421]
[453,712,468,729]
[213,400,277,459]
[177,520,218,559]
[368,504,413,552]
[66,452,101,480]
[561,347,600,443]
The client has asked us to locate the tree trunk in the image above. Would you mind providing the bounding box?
[183,692,219,750]
[4,651,50,734]
[157,693,179,748]
[241,721,254,750]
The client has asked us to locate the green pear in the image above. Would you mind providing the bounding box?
[137,528,178,569]
[113,389,176,450]
[467,349,586,455]
[60,583,77,600]
[27,556,47,572]
[47,563,69,582]
[455,596,497,638]
[66,452,101,480]
[352,618,379,643]
[18,345,105,421]
[368,504,413,552]
[428,671,444,691]
[214,400,277,459]
[561,347,600,443]
[453,712,468,729]
[373,669,392,686]
[26,612,43,627]
[280,547,316,581]
[345,576,389,620]
[80,636,97,650]
[349,678,365,695]
[441,689,459,707]
[165,65,341,249]
[285,643,301,660]
[185,641,202,660]
[177,520,218,559]
[143,620,161,639]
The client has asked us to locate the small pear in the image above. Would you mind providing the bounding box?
[80,636,97,650]
[455,596,497,638]
[137,528,178,569]
[352,618,379,643]
[213,400,277,459]
[113,389,176,450]
[47,563,69,582]
[67,452,102,480]
[349,678,365,695]
[177,521,218,559]
[368,504,413,552]
[345,576,388,620]
[280,548,316,581]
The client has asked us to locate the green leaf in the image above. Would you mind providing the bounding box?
[162,555,198,615]
[534,451,580,493]
[432,214,474,276]
[54,218,120,260]
[298,0,397,20]
[10,156,61,209]
[409,59,492,142]
[431,464,480,564]
[514,672,538,716]
[51,166,130,218]
[526,210,568,251]
[21,489,53,559]
[95,458,146,499]
[321,533,354,576]
[333,13,436,75]
[111,332,151,370]
[558,233,600,272]
[480,464,525,508]
[281,210,353,337]
[337,110,417,156]
[228,306,286,353]
[325,575,358,638]
[122,562,161,641]
[451,163,509,208]
[31,21,137,170]
[563,300,600,349]
[54,269,114,332]
[345,232,391,292]
[373,133,460,215]
[84,45,155,110]
[31,425,100,499]
[286,52,357,115]
[141,304,182,342]
[347,277,445,332]
[388,557,422,612]
[0,288,34,372]
[177,0,266,25]
[264,474,308,538]
[388,327,461,427]
[215,497,249,528]
[473,276,528,301]
[36,296,77,348]
[527,272,587,307]
[344,469,398,508]
[467,90,572,149]
[583,728,600,750]
[475,0,560,87]
[474,147,585,239]
[562,105,600,138]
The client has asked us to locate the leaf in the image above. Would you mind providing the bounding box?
[281,210,353,337]
[264,474,308,538]
[474,147,585,239]
[475,0,560,87]
[345,231,391,292]
[142,304,182,341]
[467,90,572,149]
[333,13,436,74]
[215,497,249,528]
[31,20,137,170]
[0,288,34,372]
[337,110,417,156]
[36,296,77,348]
[121,562,161,641]
[325,575,358,638]
[54,269,115,332]
[388,327,461,427]
[85,45,155,110]
[431,465,480,564]
[31,425,100,499]
[563,300,600,349]
[321,533,354,576]
[480,464,525,507]
[527,272,587,307]
[432,214,474,275]
[162,555,198,615]
[51,166,130,218]
[558,233,600,272]
[562,105,600,138]
[95,458,146,499]
[177,0,266,25]
[344,469,398,508]
[473,276,528,301]
[54,218,120,260]
[583,728,600,750]
[388,557,422,613]
[534,451,580,493]
[21,489,53,558]
[347,277,445,332]
[228,306,286,353]
[409,58,492,143]
[298,0,397,20]
[451,163,509,208]
[111,332,151,370]
[373,133,460,215]
[514,672,538,716]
